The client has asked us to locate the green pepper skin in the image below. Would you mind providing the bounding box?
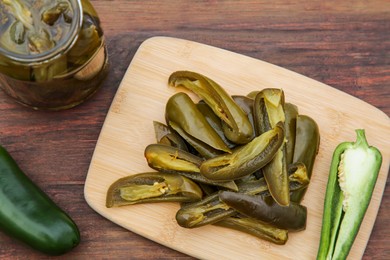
[317,130,382,260]
[290,115,320,203]
[0,145,80,256]
[246,90,259,99]
[169,71,253,144]
[219,191,307,231]
[284,103,298,166]
[232,95,256,141]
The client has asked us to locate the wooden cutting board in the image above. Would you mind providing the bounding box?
[84,36,390,260]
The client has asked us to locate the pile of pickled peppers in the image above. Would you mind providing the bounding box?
[106,71,320,245]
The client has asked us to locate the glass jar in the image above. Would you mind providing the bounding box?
[0,0,108,110]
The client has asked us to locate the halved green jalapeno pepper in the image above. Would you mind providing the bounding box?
[253,89,289,206]
[144,144,238,191]
[317,130,382,260]
[219,191,307,231]
[214,214,288,245]
[165,92,231,157]
[168,71,253,144]
[290,114,320,203]
[200,122,284,181]
[0,145,80,255]
[106,172,203,207]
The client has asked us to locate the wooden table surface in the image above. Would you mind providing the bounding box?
[0,1,389,259]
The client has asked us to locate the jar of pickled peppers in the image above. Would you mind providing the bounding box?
[0,0,108,110]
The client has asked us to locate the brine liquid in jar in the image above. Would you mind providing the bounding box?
[0,0,108,110]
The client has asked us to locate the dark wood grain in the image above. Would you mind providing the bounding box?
[0,0,389,259]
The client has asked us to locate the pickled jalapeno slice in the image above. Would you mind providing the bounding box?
[106,172,203,207]
[200,122,284,181]
[145,144,238,191]
[214,215,289,245]
[166,92,231,157]
[104,70,321,247]
[0,0,75,56]
[169,71,254,144]
[254,89,290,206]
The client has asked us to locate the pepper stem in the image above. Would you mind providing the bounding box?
[354,129,368,148]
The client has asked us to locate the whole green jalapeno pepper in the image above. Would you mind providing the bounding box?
[0,145,80,255]
[317,130,382,260]
[168,71,254,144]
[290,114,320,203]
[106,172,203,207]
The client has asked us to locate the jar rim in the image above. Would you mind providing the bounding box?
[0,0,83,65]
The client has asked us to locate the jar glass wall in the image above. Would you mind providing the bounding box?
[0,0,108,110]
